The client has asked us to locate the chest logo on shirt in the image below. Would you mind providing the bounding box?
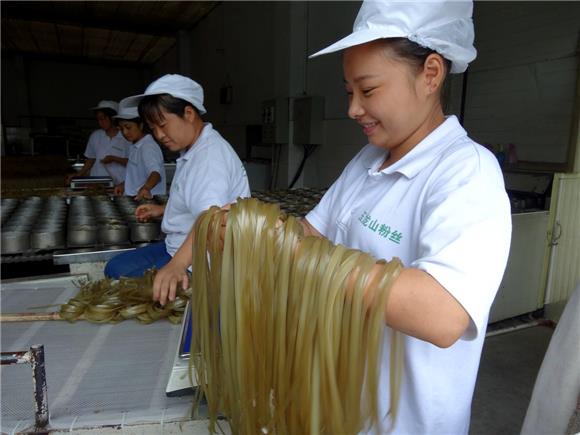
[357,210,403,245]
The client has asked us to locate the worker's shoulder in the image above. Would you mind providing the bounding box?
[439,135,501,176]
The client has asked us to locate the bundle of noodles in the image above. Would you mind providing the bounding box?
[191,198,404,434]
[59,269,190,324]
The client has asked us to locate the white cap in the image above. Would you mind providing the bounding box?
[123,74,207,115]
[113,98,140,120]
[310,0,477,74]
[90,100,119,113]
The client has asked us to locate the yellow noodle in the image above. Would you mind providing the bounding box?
[59,269,191,324]
[191,198,404,434]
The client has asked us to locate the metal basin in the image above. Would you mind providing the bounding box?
[67,225,98,247]
[31,229,65,250]
[1,231,30,254]
[99,224,129,245]
[130,222,160,242]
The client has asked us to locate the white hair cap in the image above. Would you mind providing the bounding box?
[310,0,477,74]
[113,98,140,120]
[122,74,207,115]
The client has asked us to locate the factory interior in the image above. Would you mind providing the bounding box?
[1,1,579,434]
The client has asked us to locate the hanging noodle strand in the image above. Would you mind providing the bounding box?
[190,198,404,434]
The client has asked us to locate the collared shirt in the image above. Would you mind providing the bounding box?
[84,129,131,184]
[162,123,250,257]
[124,134,166,196]
[306,116,511,434]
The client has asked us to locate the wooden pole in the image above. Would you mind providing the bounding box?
[0,312,63,322]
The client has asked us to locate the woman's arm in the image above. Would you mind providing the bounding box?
[152,226,194,305]
[301,217,469,348]
[135,171,161,200]
[375,266,469,348]
[101,155,129,166]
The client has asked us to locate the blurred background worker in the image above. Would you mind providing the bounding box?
[113,98,166,200]
[67,100,131,185]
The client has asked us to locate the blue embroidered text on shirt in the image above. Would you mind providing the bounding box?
[358,211,403,245]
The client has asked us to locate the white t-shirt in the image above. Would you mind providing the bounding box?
[306,116,512,434]
[162,123,250,257]
[124,134,166,196]
[84,129,131,184]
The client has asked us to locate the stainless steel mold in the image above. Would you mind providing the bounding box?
[130,221,160,242]
[2,231,30,254]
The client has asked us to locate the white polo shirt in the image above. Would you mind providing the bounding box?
[124,134,166,196]
[84,129,131,184]
[162,123,250,257]
[306,116,511,434]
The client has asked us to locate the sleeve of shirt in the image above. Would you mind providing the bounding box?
[84,130,99,159]
[142,142,165,176]
[182,147,239,220]
[412,145,512,339]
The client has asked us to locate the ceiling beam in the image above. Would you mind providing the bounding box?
[1,49,153,68]
[1,2,185,37]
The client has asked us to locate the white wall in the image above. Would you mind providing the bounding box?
[464,2,580,165]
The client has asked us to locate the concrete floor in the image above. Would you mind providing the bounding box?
[470,325,554,434]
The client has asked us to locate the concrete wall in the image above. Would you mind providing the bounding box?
[465,1,580,165]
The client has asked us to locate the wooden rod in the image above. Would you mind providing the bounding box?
[0,312,63,322]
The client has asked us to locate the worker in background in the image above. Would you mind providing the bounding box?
[104,74,250,279]
[112,98,166,200]
[153,1,511,433]
[66,100,131,186]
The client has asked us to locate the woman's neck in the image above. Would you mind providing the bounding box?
[105,127,118,138]
[183,119,204,152]
[380,106,445,170]
[133,132,146,144]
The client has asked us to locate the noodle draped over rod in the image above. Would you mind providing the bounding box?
[191,198,405,434]
[59,269,190,324]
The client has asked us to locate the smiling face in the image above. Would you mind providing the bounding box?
[146,106,200,152]
[118,120,145,144]
[343,40,445,165]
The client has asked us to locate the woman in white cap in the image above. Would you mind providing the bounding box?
[112,98,166,200]
[154,1,510,433]
[299,1,511,433]
[104,74,250,279]
[67,100,131,185]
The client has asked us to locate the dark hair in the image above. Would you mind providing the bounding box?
[118,117,149,134]
[382,38,452,108]
[138,94,200,126]
[382,38,452,76]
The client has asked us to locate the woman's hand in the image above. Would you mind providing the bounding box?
[153,258,189,306]
[100,155,116,164]
[135,186,152,201]
[114,183,125,196]
[135,204,165,222]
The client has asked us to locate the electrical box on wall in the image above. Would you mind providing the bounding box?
[293,96,324,145]
[261,98,289,144]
